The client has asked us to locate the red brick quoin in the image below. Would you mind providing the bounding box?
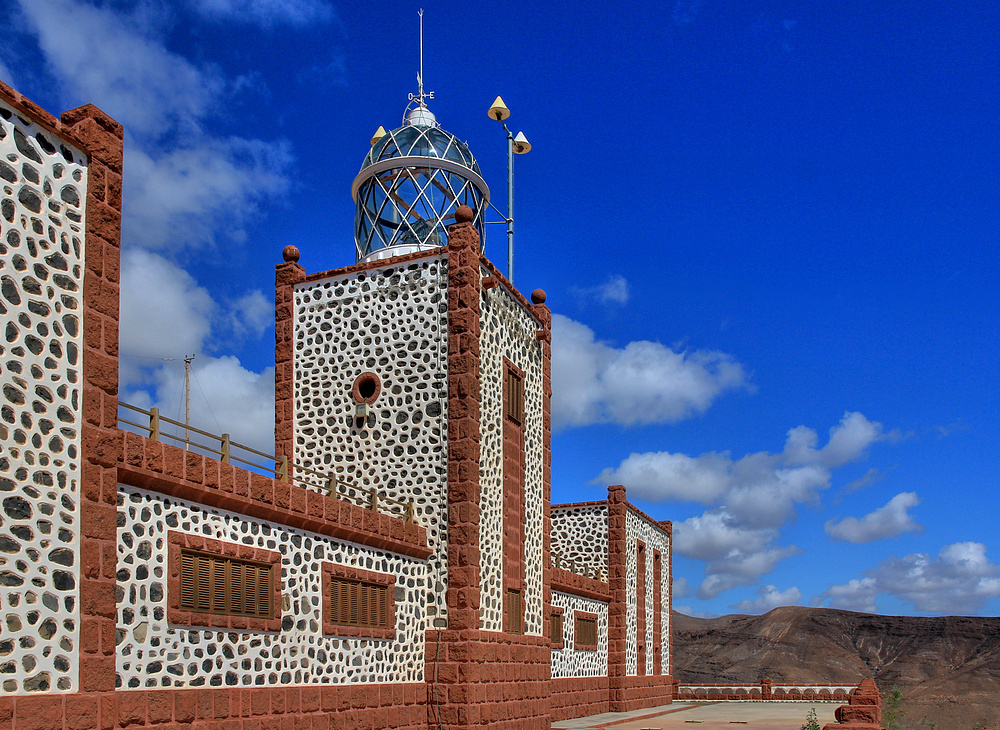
[166,530,283,633]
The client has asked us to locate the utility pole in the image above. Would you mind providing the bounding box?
[184,354,195,449]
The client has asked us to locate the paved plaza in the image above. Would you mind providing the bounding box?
[553,702,839,730]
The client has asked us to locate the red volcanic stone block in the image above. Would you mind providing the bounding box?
[64,694,101,730]
[300,687,321,713]
[78,655,115,692]
[163,445,185,479]
[251,473,274,503]
[185,451,205,483]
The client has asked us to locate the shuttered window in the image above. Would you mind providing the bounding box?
[550,612,563,644]
[179,550,273,618]
[576,615,598,648]
[505,367,523,424]
[328,576,390,629]
[505,588,523,634]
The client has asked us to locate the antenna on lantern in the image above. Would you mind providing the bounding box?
[410,9,434,110]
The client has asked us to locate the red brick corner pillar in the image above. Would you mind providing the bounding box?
[444,206,483,632]
[761,678,773,700]
[61,102,125,692]
[275,246,305,461]
[659,519,674,678]
[529,291,553,651]
[608,484,628,711]
[822,678,882,730]
[424,205,484,730]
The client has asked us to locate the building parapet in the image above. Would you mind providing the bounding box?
[551,567,611,602]
[676,681,856,702]
[119,430,431,560]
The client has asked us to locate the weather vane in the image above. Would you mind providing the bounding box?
[408,9,435,108]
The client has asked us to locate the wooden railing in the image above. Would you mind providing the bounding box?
[552,551,606,582]
[117,402,416,524]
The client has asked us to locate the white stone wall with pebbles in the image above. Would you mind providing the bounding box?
[116,485,427,688]
[550,504,608,577]
[292,257,449,624]
[0,100,87,695]
[478,273,544,634]
[550,591,608,678]
[624,509,670,676]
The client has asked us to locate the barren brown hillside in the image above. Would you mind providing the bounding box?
[672,606,1000,729]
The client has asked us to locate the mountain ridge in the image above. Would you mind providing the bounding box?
[672,606,1000,729]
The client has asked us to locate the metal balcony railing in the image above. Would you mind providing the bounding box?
[551,551,606,582]
[118,401,416,524]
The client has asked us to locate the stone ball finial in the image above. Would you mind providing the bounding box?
[454,205,474,224]
[530,289,547,305]
[282,245,300,263]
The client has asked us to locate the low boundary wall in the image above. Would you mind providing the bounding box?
[676,681,855,702]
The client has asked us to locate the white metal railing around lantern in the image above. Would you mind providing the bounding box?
[117,401,416,524]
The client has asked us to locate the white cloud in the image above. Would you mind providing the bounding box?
[120,249,216,362]
[190,0,336,27]
[125,355,275,453]
[228,289,273,339]
[844,467,884,493]
[672,576,692,598]
[551,314,747,430]
[119,254,275,453]
[673,605,718,619]
[731,584,803,613]
[571,275,630,305]
[825,492,923,543]
[124,139,291,251]
[598,412,888,598]
[14,0,221,140]
[816,543,1000,615]
[696,545,801,599]
[14,0,293,252]
[595,451,732,504]
[812,578,878,613]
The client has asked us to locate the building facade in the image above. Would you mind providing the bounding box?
[0,81,674,728]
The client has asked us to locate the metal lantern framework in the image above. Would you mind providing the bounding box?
[352,105,490,263]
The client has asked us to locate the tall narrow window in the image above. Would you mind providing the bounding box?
[637,540,646,675]
[654,550,663,675]
[575,612,598,650]
[179,550,274,619]
[550,610,564,646]
[503,359,526,634]
[505,588,523,634]
[505,366,524,424]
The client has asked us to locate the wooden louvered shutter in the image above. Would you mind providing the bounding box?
[229,560,244,615]
[328,576,390,628]
[256,565,271,617]
[179,549,273,618]
[180,551,197,610]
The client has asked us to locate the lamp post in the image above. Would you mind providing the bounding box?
[488,96,530,284]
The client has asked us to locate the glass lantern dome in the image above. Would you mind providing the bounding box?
[352,104,490,262]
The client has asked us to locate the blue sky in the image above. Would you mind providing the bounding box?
[3,0,998,617]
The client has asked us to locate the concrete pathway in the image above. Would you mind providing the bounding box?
[552,701,839,729]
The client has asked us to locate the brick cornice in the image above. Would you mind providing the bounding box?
[299,247,442,283]
[553,500,609,511]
